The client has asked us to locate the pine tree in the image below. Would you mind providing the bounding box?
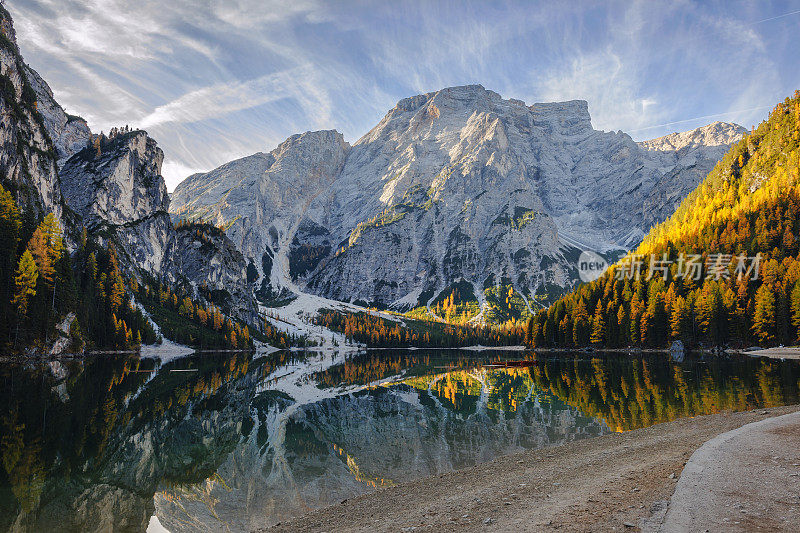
[0,184,21,341]
[753,284,776,344]
[670,296,690,341]
[572,298,590,345]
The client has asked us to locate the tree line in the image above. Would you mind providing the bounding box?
[315,309,525,348]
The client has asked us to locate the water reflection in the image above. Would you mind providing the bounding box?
[0,350,798,532]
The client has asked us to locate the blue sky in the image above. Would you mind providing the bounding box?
[10,0,800,190]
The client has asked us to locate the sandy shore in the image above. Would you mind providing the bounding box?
[742,346,800,360]
[259,405,800,533]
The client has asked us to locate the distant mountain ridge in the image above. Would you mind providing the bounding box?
[171,85,745,320]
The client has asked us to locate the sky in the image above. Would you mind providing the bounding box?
[8,0,800,191]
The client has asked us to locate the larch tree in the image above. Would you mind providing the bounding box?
[12,250,38,318]
[590,304,605,345]
[27,213,63,288]
[752,284,777,344]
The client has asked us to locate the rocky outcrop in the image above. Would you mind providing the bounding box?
[23,64,91,167]
[171,85,745,310]
[59,131,174,274]
[166,224,259,322]
[60,131,168,227]
[56,130,257,322]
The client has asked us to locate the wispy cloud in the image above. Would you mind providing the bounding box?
[9,0,800,190]
[139,65,327,128]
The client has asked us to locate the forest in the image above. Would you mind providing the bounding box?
[315,309,525,347]
[526,91,800,350]
[0,187,255,352]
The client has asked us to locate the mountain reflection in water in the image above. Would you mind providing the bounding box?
[1,350,798,532]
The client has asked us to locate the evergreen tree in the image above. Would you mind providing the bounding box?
[790,280,800,342]
[590,304,605,344]
[0,184,20,341]
[572,298,590,345]
[752,285,776,344]
[670,296,690,341]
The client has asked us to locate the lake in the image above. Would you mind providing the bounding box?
[1,349,799,532]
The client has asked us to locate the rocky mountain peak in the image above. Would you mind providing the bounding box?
[391,84,499,114]
[170,83,749,311]
[639,121,747,152]
[270,129,350,180]
[529,99,593,137]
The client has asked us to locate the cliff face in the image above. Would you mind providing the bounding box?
[172,85,745,310]
[0,7,63,223]
[170,130,350,301]
[0,7,258,324]
[637,121,748,230]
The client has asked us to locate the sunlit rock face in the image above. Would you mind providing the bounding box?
[56,130,257,321]
[637,121,747,230]
[0,7,259,324]
[0,7,64,223]
[171,85,745,308]
[170,130,350,301]
[60,132,169,228]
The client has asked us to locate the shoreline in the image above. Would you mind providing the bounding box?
[4,344,800,363]
[259,405,800,532]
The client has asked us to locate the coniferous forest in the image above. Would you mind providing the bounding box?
[315,309,525,347]
[0,186,256,353]
[526,92,800,350]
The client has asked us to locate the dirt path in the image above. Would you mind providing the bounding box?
[258,405,800,533]
[659,410,800,532]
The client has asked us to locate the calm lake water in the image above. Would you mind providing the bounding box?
[1,349,799,532]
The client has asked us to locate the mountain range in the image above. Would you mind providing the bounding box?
[0,5,746,337]
[170,85,744,318]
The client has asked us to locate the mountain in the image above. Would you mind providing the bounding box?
[171,85,745,318]
[527,91,800,349]
[0,7,257,352]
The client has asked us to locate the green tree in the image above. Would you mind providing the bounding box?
[0,184,21,341]
[670,296,690,341]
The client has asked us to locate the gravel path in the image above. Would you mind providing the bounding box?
[257,405,800,533]
[658,410,800,532]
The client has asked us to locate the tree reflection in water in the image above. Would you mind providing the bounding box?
[0,350,797,532]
